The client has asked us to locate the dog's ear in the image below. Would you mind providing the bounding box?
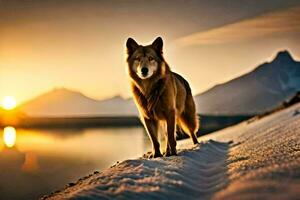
[126,38,139,55]
[152,37,163,54]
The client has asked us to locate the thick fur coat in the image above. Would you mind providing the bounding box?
[126,37,199,158]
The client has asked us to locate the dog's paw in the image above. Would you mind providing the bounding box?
[150,151,163,158]
[142,151,152,158]
[143,151,163,159]
[164,150,177,157]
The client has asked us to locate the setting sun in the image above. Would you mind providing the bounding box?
[1,96,17,110]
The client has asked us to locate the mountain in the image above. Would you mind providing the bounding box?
[20,50,300,117]
[19,88,138,117]
[195,50,300,115]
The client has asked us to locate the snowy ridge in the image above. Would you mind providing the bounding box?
[43,103,300,200]
[44,140,230,200]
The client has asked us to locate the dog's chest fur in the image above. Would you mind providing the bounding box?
[132,76,173,119]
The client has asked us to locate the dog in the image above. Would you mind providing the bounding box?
[126,37,199,158]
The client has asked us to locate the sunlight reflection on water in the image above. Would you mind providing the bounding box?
[0,126,150,200]
[3,126,16,148]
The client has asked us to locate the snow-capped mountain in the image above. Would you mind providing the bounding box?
[19,88,138,117]
[195,50,300,115]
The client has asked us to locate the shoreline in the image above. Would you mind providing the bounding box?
[0,114,252,137]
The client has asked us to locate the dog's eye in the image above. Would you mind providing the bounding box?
[148,57,154,61]
[135,57,140,62]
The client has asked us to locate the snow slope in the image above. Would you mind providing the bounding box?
[43,102,300,200]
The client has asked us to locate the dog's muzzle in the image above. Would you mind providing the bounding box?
[141,67,149,77]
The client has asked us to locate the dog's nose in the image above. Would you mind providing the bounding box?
[141,67,148,76]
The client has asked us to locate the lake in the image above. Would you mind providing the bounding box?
[0,126,151,200]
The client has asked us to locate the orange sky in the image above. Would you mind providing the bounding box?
[0,0,300,104]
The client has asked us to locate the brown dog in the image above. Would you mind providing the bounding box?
[126,37,199,158]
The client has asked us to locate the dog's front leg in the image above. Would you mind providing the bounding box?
[165,110,177,156]
[143,118,162,158]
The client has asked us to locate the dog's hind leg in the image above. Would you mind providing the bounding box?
[143,118,162,158]
[179,96,199,144]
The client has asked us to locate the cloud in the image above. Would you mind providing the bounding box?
[177,6,300,46]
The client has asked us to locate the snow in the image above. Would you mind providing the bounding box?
[42,103,300,200]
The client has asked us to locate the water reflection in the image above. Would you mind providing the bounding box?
[3,126,16,148]
[0,126,150,200]
[21,152,39,173]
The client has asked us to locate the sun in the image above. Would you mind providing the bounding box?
[1,96,17,110]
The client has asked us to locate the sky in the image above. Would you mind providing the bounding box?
[1,0,300,104]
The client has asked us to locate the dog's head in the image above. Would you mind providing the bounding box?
[126,37,166,80]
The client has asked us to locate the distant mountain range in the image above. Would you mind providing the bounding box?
[19,50,300,117]
[19,88,138,117]
[195,50,300,115]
